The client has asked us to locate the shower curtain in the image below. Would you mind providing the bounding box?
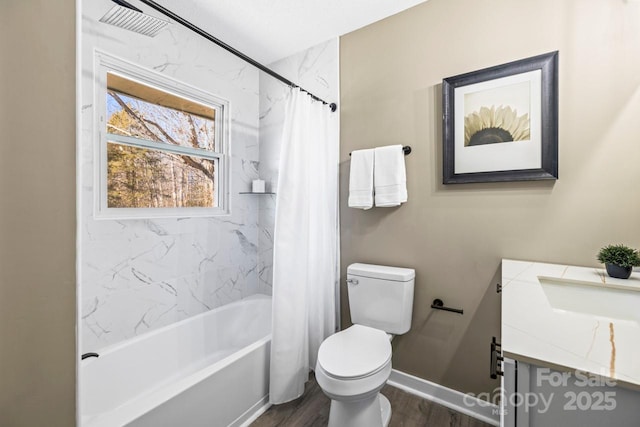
[269,88,340,404]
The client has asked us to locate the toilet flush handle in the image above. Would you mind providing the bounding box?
[346,278,359,285]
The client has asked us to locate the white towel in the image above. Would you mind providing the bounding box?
[348,149,374,210]
[374,145,407,207]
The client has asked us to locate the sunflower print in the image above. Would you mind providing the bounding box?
[464,105,530,147]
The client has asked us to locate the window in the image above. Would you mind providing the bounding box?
[95,52,229,218]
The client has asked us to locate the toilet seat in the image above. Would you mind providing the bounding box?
[317,324,392,380]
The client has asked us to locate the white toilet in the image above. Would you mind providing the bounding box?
[315,263,415,427]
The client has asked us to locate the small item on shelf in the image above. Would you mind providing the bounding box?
[252,179,266,193]
[597,244,640,279]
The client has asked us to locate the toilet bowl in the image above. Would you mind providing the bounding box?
[315,263,415,427]
[315,325,393,427]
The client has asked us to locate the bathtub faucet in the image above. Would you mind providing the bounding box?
[81,352,99,360]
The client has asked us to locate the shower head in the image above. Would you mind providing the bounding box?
[99,0,170,37]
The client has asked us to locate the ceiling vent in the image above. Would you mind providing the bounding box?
[99,0,169,37]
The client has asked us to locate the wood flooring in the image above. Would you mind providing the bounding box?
[251,374,493,427]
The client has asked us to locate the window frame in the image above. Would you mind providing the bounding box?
[94,51,231,219]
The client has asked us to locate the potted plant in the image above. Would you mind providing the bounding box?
[597,244,640,279]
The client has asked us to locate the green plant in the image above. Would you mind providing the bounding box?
[597,244,640,268]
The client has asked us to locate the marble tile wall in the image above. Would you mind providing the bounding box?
[80,0,262,353]
[80,0,339,353]
[257,39,340,293]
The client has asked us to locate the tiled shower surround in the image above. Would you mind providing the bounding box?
[80,0,261,353]
[80,1,338,353]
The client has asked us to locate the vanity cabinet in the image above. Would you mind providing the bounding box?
[500,259,640,427]
[501,358,640,427]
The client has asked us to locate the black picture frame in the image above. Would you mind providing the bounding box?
[442,51,558,184]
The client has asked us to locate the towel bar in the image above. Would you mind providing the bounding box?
[490,337,504,379]
[349,146,411,156]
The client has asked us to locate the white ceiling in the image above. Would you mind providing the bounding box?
[149,0,428,64]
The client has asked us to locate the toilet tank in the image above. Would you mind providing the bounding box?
[347,263,415,335]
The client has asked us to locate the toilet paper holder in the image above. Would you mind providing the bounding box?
[431,298,463,315]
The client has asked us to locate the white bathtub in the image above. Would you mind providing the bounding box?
[81,294,272,427]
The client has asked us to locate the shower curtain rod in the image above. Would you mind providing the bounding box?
[135,0,338,112]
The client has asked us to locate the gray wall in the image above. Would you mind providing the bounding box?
[340,0,640,396]
[0,0,77,425]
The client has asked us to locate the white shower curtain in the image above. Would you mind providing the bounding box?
[269,88,340,404]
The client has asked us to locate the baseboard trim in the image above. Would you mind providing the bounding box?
[233,395,271,427]
[387,370,500,426]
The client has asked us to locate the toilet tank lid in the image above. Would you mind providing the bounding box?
[347,263,415,281]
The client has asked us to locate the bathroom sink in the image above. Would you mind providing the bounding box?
[538,276,640,323]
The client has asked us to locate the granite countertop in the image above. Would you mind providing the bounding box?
[501,259,640,390]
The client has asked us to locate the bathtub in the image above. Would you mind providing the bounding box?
[81,294,272,427]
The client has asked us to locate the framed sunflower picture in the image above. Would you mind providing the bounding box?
[442,51,558,184]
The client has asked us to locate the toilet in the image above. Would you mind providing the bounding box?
[315,263,415,427]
